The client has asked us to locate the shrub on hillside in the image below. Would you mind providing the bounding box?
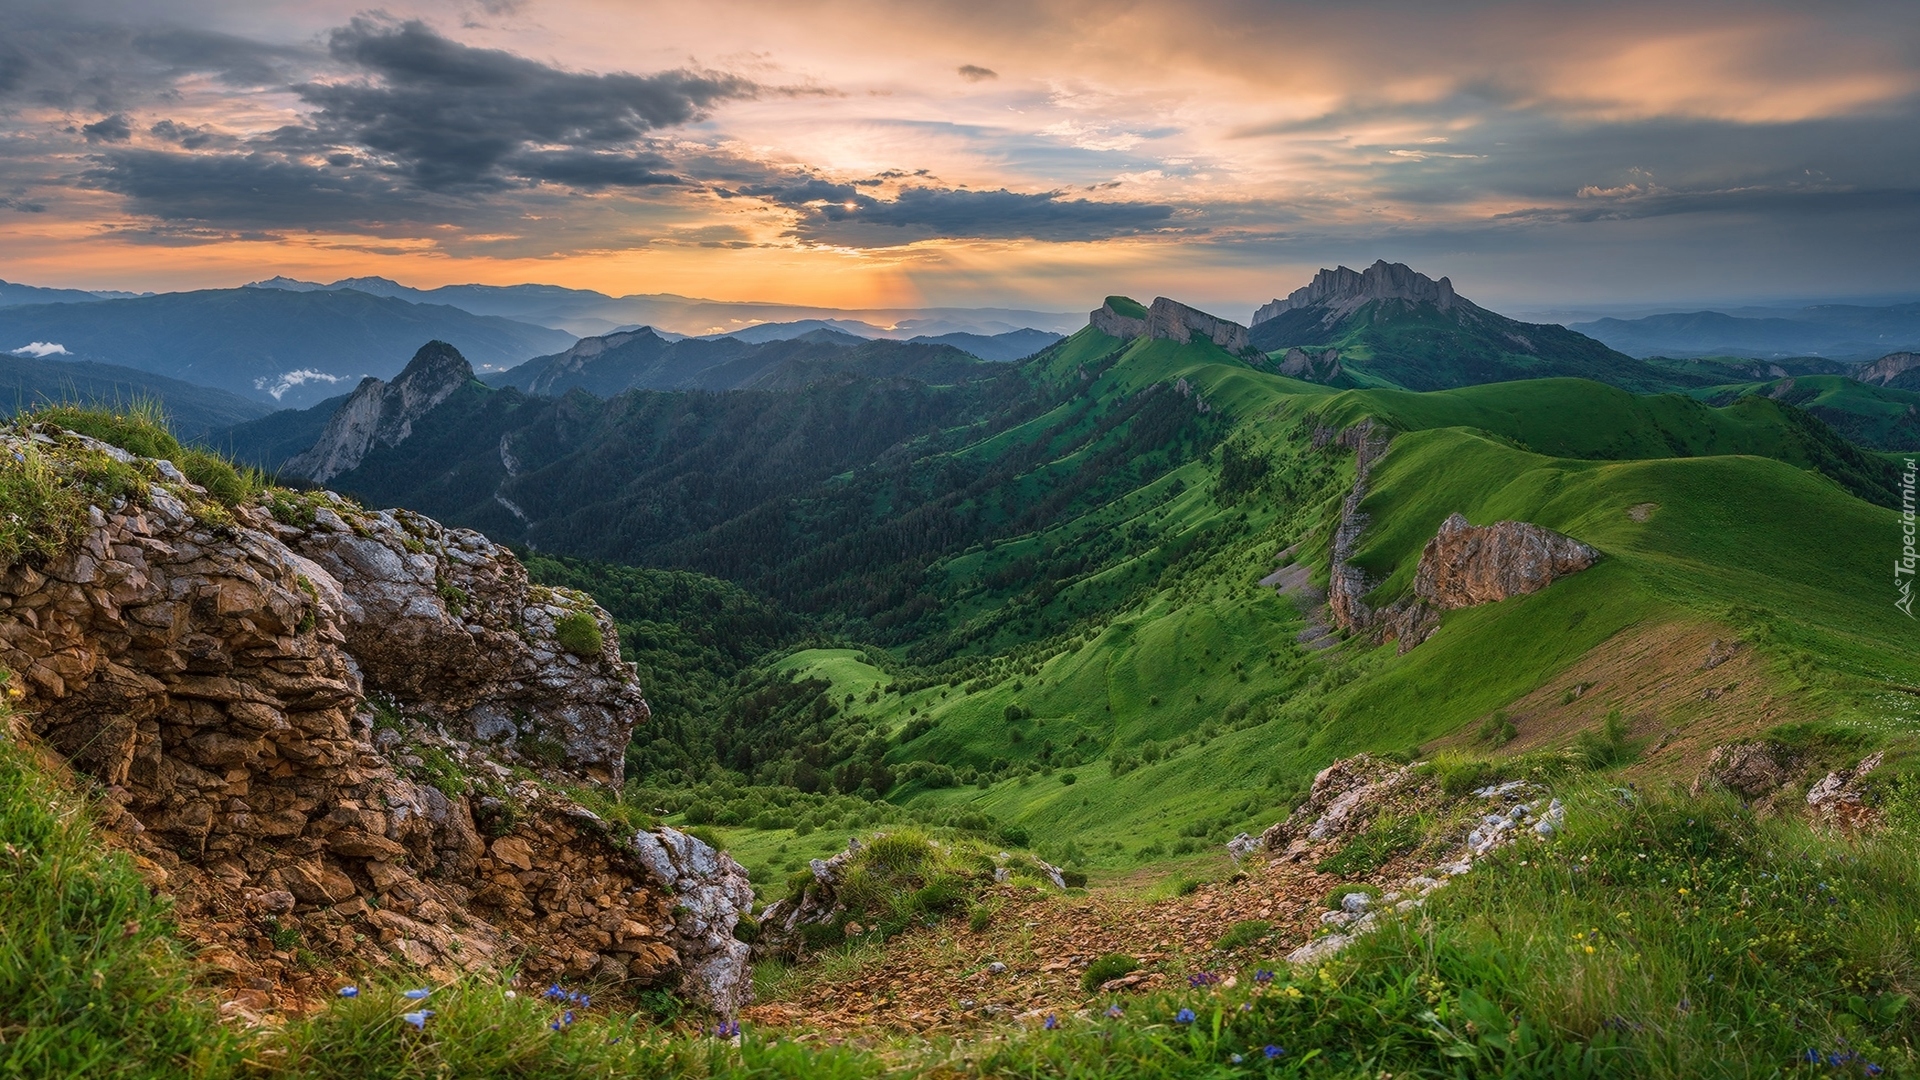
[554,610,604,657]
[1082,952,1138,992]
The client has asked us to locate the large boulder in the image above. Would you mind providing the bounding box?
[0,421,749,1014]
[1413,513,1600,610]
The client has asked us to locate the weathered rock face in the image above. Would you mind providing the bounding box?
[284,341,474,483]
[1693,742,1791,800]
[1253,260,1457,326]
[277,506,641,783]
[1087,295,1251,354]
[1278,347,1342,382]
[1412,513,1600,610]
[1089,297,1149,339]
[1857,352,1920,387]
[1144,297,1251,353]
[1319,435,1600,652]
[0,421,751,1015]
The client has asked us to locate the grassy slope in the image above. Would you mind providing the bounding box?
[732,358,1918,872]
[1690,374,1920,451]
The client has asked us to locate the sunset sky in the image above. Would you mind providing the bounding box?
[2,0,1917,317]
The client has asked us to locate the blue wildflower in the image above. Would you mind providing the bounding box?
[1866,1065,1883,1076]
[1044,1014,1058,1030]
[544,985,569,1001]
[336,986,359,998]
[1189,971,1219,988]
[1175,1008,1196,1024]
[1805,1049,1822,1064]
[402,1010,433,1029]
[712,1020,741,1038]
[1106,1004,1124,1018]
[403,988,431,1000]
[1265,1044,1285,1059]
[1230,1053,1243,1064]
[1253,969,1275,985]
[564,1010,575,1026]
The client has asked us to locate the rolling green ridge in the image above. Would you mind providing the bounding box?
[1691,374,1920,451]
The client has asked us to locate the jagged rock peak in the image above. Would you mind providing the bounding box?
[284,341,476,483]
[1088,295,1250,353]
[1253,260,1458,326]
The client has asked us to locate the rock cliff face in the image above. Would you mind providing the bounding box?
[1253,260,1457,326]
[0,420,753,1015]
[1857,352,1920,387]
[1278,347,1342,382]
[1412,514,1601,610]
[283,341,475,483]
[1144,297,1251,353]
[1317,421,1598,651]
[1088,297,1148,339]
[1088,296,1251,353]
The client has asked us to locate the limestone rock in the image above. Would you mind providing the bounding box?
[1856,352,1920,387]
[0,421,747,1016]
[284,341,475,483]
[1413,514,1600,610]
[1144,297,1250,353]
[1693,742,1790,800]
[1088,297,1148,339]
[1254,260,1457,327]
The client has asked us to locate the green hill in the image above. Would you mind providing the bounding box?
[1690,374,1920,451]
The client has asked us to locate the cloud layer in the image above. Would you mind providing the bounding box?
[0,0,1915,310]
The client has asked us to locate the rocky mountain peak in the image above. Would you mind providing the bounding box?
[284,340,476,483]
[1087,295,1250,353]
[1253,260,1459,326]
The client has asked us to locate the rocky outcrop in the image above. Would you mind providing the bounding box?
[1144,297,1251,353]
[1089,297,1149,340]
[1278,347,1342,382]
[1088,296,1252,354]
[1316,420,1394,635]
[1254,260,1458,326]
[279,506,642,783]
[1693,742,1792,800]
[284,341,475,483]
[0,421,752,1015]
[1324,470,1600,651]
[518,328,662,397]
[1807,751,1885,828]
[1856,352,1920,388]
[1412,514,1600,610]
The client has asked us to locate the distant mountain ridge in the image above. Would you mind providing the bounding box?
[0,289,574,408]
[0,352,269,439]
[490,327,1003,398]
[1572,303,1920,360]
[1246,260,1666,392]
[245,275,1080,340]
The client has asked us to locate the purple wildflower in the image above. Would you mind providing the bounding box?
[1106,1004,1124,1019]
[712,1020,741,1038]
[1265,1044,1285,1058]
[1188,972,1220,988]
[1253,969,1275,985]
[1044,1014,1059,1030]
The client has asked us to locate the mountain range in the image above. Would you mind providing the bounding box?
[0,288,574,408]
[245,275,1081,339]
[0,351,269,439]
[1571,303,1920,360]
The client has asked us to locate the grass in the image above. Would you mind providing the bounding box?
[10,692,1920,1078]
[553,610,604,657]
[23,402,263,509]
[0,734,238,1078]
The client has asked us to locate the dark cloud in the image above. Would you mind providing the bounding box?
[511,150,685,189]
[81,149,440,232]
[0,13,313,110]
[129,27,308,87]
[958,65,998,81]
[148,119,233,150]
[288,17,757,190]
[81,114,131,143]
[724,171,1180,244]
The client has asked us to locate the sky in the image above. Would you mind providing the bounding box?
[1,0,1917,318]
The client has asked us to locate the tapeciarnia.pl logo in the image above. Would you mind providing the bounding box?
[1899,457,1917,618]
